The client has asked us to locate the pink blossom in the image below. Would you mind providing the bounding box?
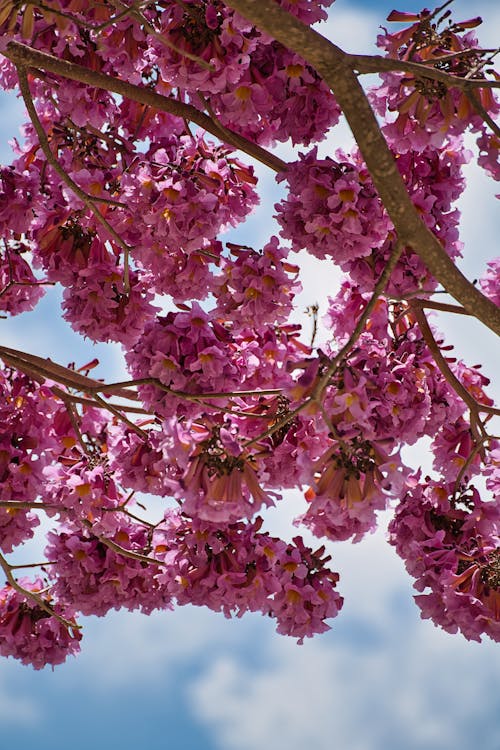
[156,512,343,642]
[275,148,392,266]
[213,237,301,329]
[0,578,81,669]
[479,259,500,307]
[389,478,500,642]
[177,420,279,522]
[0,243,45,316]
[370,12,499,153]
[62,263,158,346]
[45,522,173,617]
[298,438,403,543]
[0,505,40,554]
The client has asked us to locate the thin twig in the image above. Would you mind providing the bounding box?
[243,243,404,447]
[50,387,151,414]
[0,552,81,632]
[417,300,472,315]
[88,379,283,399]
[0,501,61,510]
[410,304,493,441]
[9,561,56,570]
[313,241,404,401]
[61,396,90,455]
[453,434,493,494]
[16,65,134,293]
[418,49,498,65]
[0,344,137,399]
[93,393,149,440]
[88,528,165,567]
[464,84,500,138]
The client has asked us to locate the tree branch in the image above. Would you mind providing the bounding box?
[0,552,80,633]
[223,0,500,338]
[464,84,500,138]
[16,65,133,291]
[3,41,287,173]
[314,241,404,401]
[410,304,498,440]
[347,52,500,89]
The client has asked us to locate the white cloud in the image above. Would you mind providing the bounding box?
[190,620,500,750]
[73,603,256,690]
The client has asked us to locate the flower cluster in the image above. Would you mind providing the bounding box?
[209,43,341,146]
[0,243,45,317]
[370,9,499,153]
[43,460,123,535]
[45,522,173,617]
[61,264,158,347]
[322,317,460,445]
[389,478,500,642]
[157,512,343,643]
[0,370,61,551]
[298,438,403,543]
[125,304,240,418]
[119,134,259,275]
[0,578,81,670]
[275,148,392,267]
[175,420,278,522]
[330,140,469,297]
[213,237,301,329]
[126,305,304,419]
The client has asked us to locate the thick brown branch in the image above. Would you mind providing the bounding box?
[347,53,500,89]
[0,345,137,400]
[3,41,287,173]
[224,0,500,338]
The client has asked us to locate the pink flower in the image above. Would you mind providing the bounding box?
[299,438,401,542]
[156,512,342,641]
[479,259,500,307]
[62,262,158,346]
[45,522,173,617]
[370,13,499,153]
[275,148,392,265]
[179,421,279,522]
[0,243,45,316]
[213,236,300,329]
[389,477,500,642]
[0,578,81,669]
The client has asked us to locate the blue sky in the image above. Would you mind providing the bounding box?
[1,2,500,749]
